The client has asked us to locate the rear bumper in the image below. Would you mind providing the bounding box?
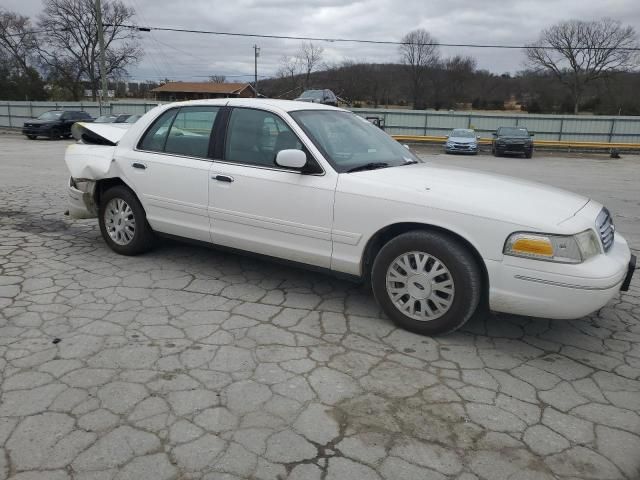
[487,233,633,319]
[68,177,98,219]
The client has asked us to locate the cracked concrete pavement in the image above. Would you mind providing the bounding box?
[0,134,639,479]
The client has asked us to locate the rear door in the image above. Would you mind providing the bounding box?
[119,106,220,242]
[208,106,338,268]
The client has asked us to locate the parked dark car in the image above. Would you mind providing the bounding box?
[22,110,93,140]
[492,126,534,158]
[294,89,338,106]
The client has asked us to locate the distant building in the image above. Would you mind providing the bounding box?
[151,82,257,101]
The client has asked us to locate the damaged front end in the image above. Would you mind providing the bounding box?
[65,122,131,219]
[68,177,98,219]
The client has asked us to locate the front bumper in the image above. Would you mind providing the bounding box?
[22,126,50,135]
[487,233,634,319]
[495,143,532,154]
[68,177,98,219]
[445,144,478,154]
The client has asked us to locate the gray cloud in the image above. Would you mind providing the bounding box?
[5,0,640,81]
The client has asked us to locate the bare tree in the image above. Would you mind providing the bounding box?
[399,29,440,109]
[526,19,639,114]
[0,9,39,74]
[38,0,142,100]
[297,42,323,87]
[277,54,301,93]
[443,55,477,107]
[209,75,227,83]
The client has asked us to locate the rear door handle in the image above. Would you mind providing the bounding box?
[213,174,234,183]
[132,162,146,170]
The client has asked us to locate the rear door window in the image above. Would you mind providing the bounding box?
[138,109,178,152]
[164,107,219,158]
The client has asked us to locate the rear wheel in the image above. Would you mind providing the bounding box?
[98,185,153,255]
[49,128,60,140]
[26,135,36,140]
[371,231,482,335]
[525,150,533,159]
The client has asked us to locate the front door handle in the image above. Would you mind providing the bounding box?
[213,174,234,183]
[132,162,146,170]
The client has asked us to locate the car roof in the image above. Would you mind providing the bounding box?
[161,98,346,114]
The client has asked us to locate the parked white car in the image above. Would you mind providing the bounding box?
[65,99,635,335]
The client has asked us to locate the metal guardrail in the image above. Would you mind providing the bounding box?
[392,134,640,150]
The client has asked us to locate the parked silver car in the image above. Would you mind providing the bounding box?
[444,128,479,155]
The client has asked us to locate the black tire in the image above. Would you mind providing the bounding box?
[371,230,482,335]
[26,135,36,140]
[98,185,154,255]
[525,150,533,159]
[49,128,61,140]
[63,133,72,139]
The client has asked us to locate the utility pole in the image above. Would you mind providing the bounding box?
[253,44,260,96]
[96,0,108,104]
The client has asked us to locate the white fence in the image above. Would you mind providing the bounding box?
[2,101,639,143]
[352,108,640,143]
[0,101,161,129]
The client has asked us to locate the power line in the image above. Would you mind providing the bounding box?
[7,25,640,52]
[106,23,640,52]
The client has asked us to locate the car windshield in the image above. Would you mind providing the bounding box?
[451,129,475,138]
[299,90,324,100]
[499,127,529,137]
[37,111,62,120]
[290,110,421,173]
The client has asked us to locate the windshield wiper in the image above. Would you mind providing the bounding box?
[346,162,389,173]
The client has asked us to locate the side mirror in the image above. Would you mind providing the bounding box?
[492,132,497,137]
[275,149,307,169]
[530,133,535,137]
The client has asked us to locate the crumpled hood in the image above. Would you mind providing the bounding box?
[340,162,589,228]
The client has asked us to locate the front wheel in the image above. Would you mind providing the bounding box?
[525,150,533,159]
[371,231,482,335]
[98,185,153,255]
[26,135,36,140]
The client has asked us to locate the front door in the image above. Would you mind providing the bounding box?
[120,105,219,242]
[209,107,337,268]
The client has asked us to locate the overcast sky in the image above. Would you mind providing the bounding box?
[5,0,640,82]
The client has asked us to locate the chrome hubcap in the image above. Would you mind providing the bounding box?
[385,251,455,321]
[104,198,136,245]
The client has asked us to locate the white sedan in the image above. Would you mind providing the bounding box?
[65,99,635,335]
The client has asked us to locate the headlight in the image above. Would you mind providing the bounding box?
[504,230,601,264]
